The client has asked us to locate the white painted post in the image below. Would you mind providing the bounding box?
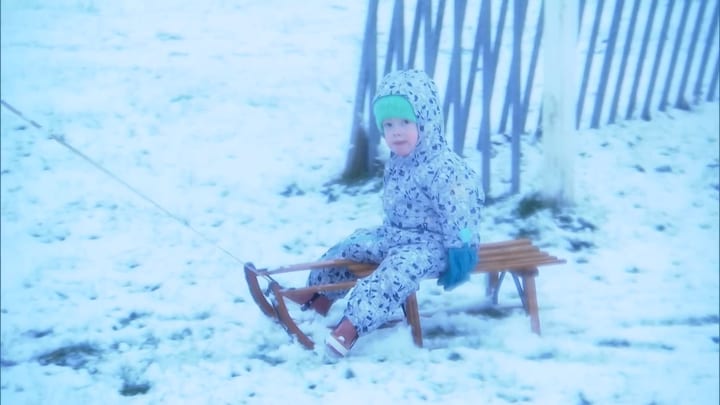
[542,0,578,204]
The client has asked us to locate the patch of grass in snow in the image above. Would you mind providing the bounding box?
[36,342,102,370]
[322,175,384,203]
[118,365,152,397]
[595,338,675,351]
[654,314,719,327]
[119,380,151,396]
[492,192,599,253]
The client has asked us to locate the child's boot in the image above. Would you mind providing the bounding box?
[325,317,358,357]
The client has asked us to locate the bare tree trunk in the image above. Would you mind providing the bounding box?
[341,125,371,182]
[542,0,577,205]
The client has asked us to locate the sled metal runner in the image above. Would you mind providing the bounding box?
[244,238,565,349]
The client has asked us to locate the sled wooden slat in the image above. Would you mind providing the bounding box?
[244,239,565,349]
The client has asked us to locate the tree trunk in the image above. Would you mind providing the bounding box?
[342,125,371,182]
[541,0,577,205]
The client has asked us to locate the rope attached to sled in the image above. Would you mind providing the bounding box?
[1,99,246,266]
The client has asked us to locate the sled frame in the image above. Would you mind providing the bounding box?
[244,239,565,349]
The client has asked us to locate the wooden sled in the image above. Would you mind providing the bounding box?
[244,238,565,349]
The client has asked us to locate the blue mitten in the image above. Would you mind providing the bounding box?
[437,229,478,291]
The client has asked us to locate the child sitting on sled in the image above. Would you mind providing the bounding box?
[289,69,484,357]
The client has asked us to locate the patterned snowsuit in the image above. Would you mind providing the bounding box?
[309,69,484,335]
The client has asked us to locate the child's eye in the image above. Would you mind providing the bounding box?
[383,122,393,128]
[402,119,411,124]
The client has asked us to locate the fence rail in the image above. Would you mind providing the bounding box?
[344,0,720,199]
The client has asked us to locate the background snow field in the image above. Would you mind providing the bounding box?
[1,1,718,404]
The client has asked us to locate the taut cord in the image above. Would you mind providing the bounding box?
[1,99,246,266]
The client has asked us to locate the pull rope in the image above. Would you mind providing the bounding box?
[1,99,246,266]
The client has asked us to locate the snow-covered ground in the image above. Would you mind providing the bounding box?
[1,1,718,404]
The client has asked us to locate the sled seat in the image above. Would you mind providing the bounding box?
[244,238,565,349]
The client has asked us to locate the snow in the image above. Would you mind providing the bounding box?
[1,1,718,404]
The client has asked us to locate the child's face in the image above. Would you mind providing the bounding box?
[382,118,419,157]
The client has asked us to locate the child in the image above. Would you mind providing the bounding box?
[292,69,484,357]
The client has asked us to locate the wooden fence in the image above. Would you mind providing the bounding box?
[343,0,719,199]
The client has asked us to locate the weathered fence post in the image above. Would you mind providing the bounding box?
[694,1,719,103]
[642,1,675,120]
[541,0,577,204]
[608,0,640,125]
[575,0,603,129]
[626,0,658,120]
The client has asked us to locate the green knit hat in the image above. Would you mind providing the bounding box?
[373,95,416,130]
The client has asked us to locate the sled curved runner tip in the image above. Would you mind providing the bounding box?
[243,262,276,319]
[244,261,332,349]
